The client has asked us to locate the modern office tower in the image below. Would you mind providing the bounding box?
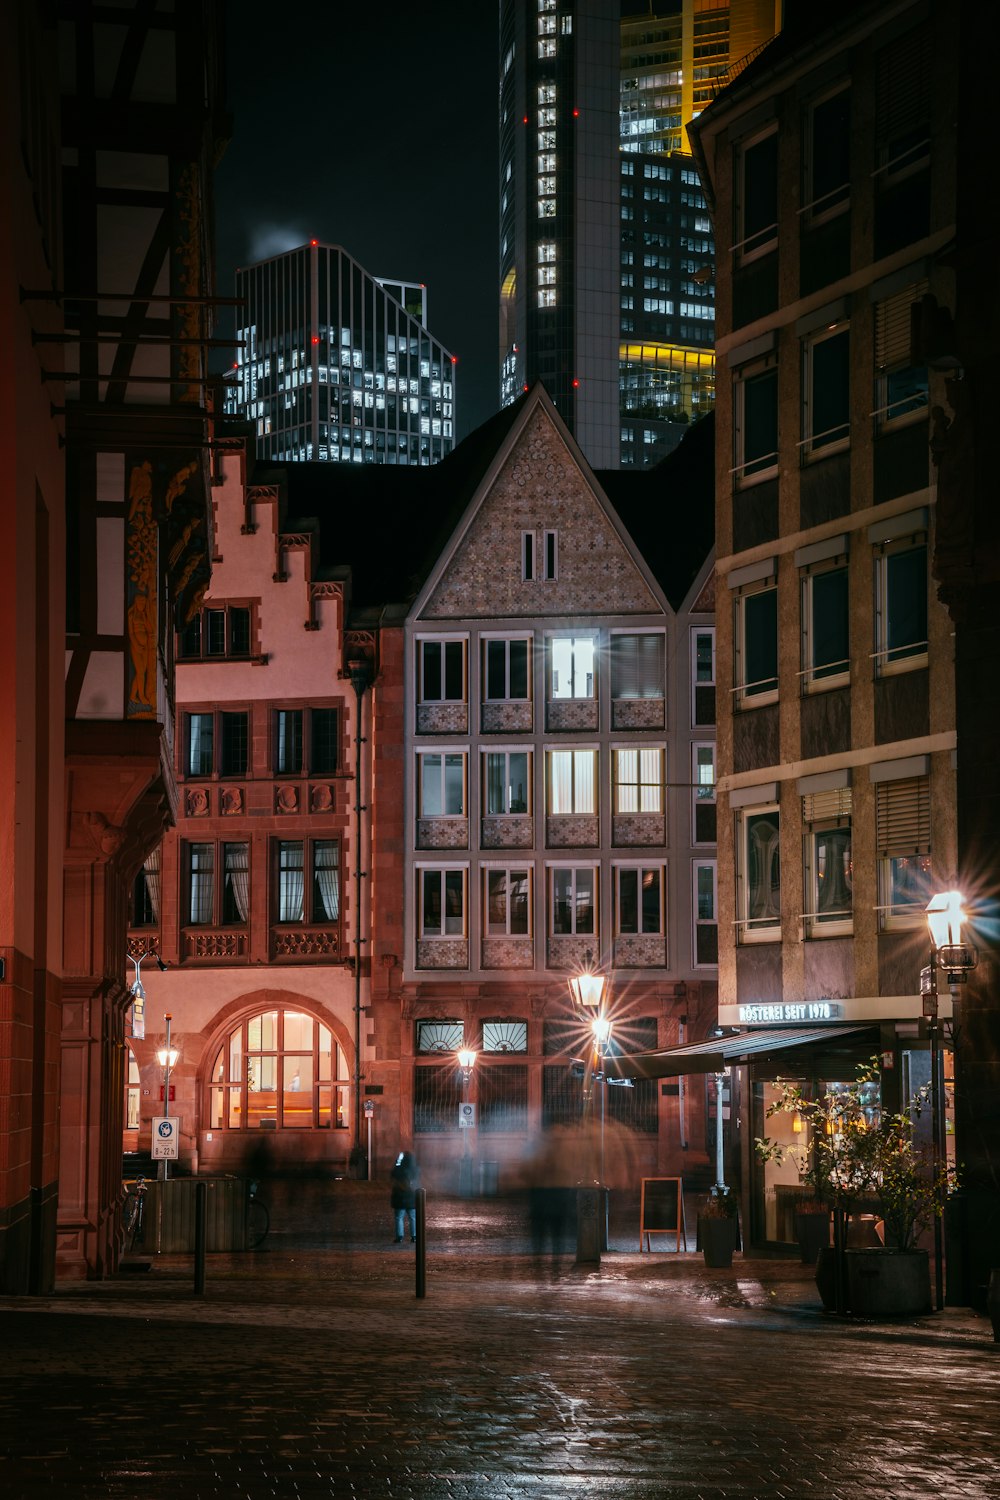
[231,242,457,465]
[500,1,779,468]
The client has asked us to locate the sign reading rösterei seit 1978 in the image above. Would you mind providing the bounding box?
[738,1001,842,1025]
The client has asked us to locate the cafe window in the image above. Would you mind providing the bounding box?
[208,1009,349,1131]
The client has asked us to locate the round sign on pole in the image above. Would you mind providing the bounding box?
[151,1115,180,1159]
[459,1102,476,1128]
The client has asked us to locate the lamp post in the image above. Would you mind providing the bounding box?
[155,1014,179,1182]
[713,1067,731,1193]
[923,890,977,1311]
[457,1047,477,1197]
[568,954,609,1265]
[346,652,373,1179]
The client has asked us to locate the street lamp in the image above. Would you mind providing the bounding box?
[346,652,374,1180]
[457,1047,477,1197]
[923,889,977,1310]
[568,954,609,1265]
[155,1013,179,1182]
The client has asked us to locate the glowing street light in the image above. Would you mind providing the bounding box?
[155,1013,179,1182]
[457,1047,477,1197]
[568,954,610,1265]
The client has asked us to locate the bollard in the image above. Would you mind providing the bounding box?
[194,1180,207,1296]
[415,1187,426,1299]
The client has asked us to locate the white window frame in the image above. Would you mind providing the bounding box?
[873,535,928,677]
[613,745,665,815]
[417,865,468,938]
[483,864,533,938]
[549,633,597,700]
[736,804,781,942]
[548,863,599,937]
[416,749,467,819]
[610,630,666,701]
[801,558,850,692]
[801,322,851,458]
[734,124,778,265]
[733,361,778,486]
[734,581,778,708]
[691,627,716,726]
[802,84,851,225]
[692,741,716,817]
[801,791,853,939]
[692,859,718,968]
[482,748,532,816]
[482,635,531,703]
[613,863,665,937]
[547,748,598,816]
[875,774,932,932]
[417,635,467,704]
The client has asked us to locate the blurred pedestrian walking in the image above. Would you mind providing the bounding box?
[390,1150,419,1243]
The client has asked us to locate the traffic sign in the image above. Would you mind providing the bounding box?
[151,1115,180,1159]
[459,1103,476,1129]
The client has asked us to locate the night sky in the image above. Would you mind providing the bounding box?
[214,2,501,439]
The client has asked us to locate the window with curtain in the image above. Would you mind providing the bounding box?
[739,808,781,939]
[610,634,664,699]
[802,788,853,937]
[614,747,664,814]
[223,843,250,924]
[548,750,597,814]
[188,843,214,924]
[275,840,340,924]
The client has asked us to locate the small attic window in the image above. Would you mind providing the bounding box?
[543,530,558,580]
[522,531,535,581]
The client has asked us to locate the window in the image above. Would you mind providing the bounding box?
[802,787,853,937]
[484,638,530,701]
[185,710,249,778]
[614,747,664,814]
[419,868,467,937]
[275,839,340,924]
[874,282,929,430]
[209,1009,348,1132]
[184,841,249,926]
[611,633,664,699]
[803,324,850,456]
[735,582,778,705]
[738,806,781,940]
[543,530,558,580]
[736,127,778,263]
[875,774,931,930]
[419,638,466,702]
[418,752,466,817]
[874,538,927,673]
[551,866,596,935]
[693,743,716,801]
[802,563,850,689]
[131,848,160,927]
[273,709,302,774]
[734,365,777,484]
[484,750,531,815]
[416,1020,464,1053]
[692,627,716,727]
[522,532,535,580]
[178,603,252,661]
[693,860,718,966]
[615,866,663,935]
[548,749,597,815]
[550,635,595,699]
[482,1020,528,1054]
[874,27,930,185]
[803,87,850,222]
[484,867,531,936]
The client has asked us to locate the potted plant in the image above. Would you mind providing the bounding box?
[698,1187,740,1268]
[757,1059,952,1316]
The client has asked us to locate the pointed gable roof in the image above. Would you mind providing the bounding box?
[413,385,665,622]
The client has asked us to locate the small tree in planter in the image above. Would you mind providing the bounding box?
[756,1058,954,1315]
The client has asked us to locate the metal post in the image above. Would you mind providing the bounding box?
[415,1187,426,1299]
[714,1071,726,1191]
[349,662,371,1181]
[460,1074,473,1198]
[575,1032,601,1267]
[193,1181,207,1296]
[159,1014,173,1182]
[928,945,944,1311]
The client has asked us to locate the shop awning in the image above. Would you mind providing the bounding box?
[608,1025,876,1081]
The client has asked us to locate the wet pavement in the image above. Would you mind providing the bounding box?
[1,1184,997,1499]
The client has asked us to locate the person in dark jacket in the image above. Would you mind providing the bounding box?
[390,1150,419,1243]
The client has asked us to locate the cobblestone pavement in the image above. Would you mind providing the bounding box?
[1,1190,998,1499]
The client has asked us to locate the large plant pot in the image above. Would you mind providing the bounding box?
[846,1248,931,1318]
[987,1268,1000,1343]
[796,1211,830,1266]
[815,1245,845,1311]
[700,1216,737,1268]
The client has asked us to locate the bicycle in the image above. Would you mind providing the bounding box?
[247,1178,270,1249]
[123,1176,147,1252]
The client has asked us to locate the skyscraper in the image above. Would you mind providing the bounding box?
[230,242,457,465]
[499,0,779,468]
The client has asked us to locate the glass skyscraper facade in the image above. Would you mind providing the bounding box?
[500,1,778,469]
[231,243,456,465]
